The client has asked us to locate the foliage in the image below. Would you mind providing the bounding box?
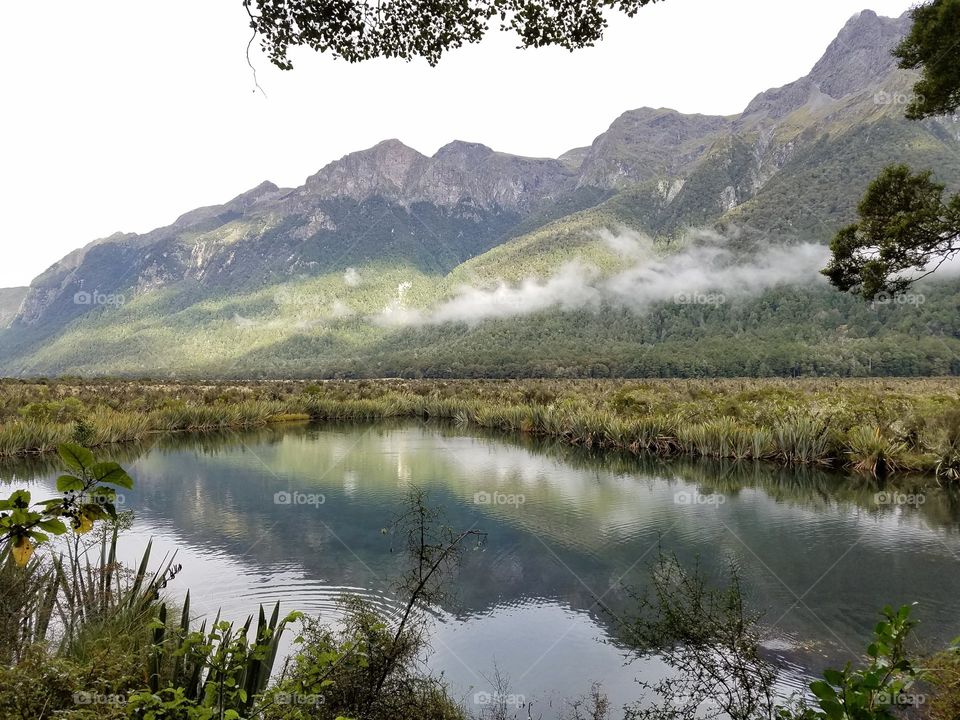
[262,598,466,720]
[0,541,58,664]
[0,443,133,568]
[245,0,663,68]
[623,552,929,720]
[826,0,960,294]
[795,605,924,720]
[924,639,960,720]
[127,597,299,720]
[2,378,960,480]
[894,0,960,120]
[823,165,960,300]
[0,644,104,720]
[622,551,778,720]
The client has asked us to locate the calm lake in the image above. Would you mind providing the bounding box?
[4,420,960,717]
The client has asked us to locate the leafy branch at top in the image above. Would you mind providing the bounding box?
[243,0,664,69]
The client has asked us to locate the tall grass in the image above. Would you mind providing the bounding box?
[0,378,958,479]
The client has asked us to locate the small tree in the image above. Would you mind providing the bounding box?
[622,552,778,720]
[822,165,960,300]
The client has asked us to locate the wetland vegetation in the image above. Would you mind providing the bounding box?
[2,377,959,481]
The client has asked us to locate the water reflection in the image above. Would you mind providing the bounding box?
[2,421,959,716]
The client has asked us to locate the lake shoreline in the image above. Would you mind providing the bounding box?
[1,377,958,481]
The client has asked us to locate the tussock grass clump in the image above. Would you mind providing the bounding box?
[773,416,832,464]
[0,420,73,456]
[846,426,906,478]
[682,418,757,460]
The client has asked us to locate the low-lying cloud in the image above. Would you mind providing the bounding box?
[377,229,831,327]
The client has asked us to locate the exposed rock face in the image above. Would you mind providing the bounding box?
[305,139,575,211]
[172,181,287,231]
[9,9,938,334]
[0,287,27,328]
[576,108,733,189]
[741,78,820,120]
[808,10,912,99]
[306,139,429,203]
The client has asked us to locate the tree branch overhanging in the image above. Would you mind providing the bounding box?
[243,0,663,68]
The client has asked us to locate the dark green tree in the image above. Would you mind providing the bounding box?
[823,165,960,299]
[894,0,960,120]
[243,0,662,68]
[825,0,960,298]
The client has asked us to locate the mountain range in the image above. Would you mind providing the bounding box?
[3,9,960,378]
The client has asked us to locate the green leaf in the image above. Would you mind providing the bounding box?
[37,518,68,535]
[810,680,837,702]
[91,485,117,501]
[58,444,94,474]
[823,668,844,686]
[91,462,134,489]
[81,504,109,521]
[821,699,844,720]
[8,490,31,506]
[56,475,85,493]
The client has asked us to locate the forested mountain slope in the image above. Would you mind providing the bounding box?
[3,9,959,378]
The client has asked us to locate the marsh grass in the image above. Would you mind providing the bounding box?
[0,378,958,479]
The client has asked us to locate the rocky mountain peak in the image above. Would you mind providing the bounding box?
[304,139,428,202]
[433,141,496,165]
[808,9,911,99]
[741,10,911,121]
[575,107,732,188]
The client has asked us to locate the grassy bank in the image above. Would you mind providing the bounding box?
[1,377,959,479]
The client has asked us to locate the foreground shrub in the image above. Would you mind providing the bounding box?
[263,597,466,720]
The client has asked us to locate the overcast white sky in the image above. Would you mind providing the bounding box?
[0,0,916,288]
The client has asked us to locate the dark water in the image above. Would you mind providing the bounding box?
[4,421,960,716]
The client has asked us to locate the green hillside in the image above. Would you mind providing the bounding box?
[3,9,960,379]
